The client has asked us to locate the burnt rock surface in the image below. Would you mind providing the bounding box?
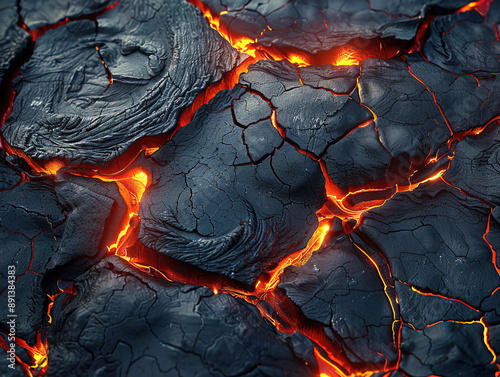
[353,181,500,376]
[423,1,500,74]
[358,181,500,307]
[0,151,131,376]
[1,0,500,377]
[279,233,396,370]
[0,0,30,119]
[0,152,65,347]
[444,126,500,206]
[0,1,29,78]
[20,0,116,29]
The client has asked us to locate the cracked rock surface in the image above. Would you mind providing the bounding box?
[1,0,500,377]
[2,0,240,164]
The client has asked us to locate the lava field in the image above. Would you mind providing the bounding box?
[1,0,500,376]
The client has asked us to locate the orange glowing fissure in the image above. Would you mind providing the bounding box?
[18,334,48,376]
[456,0,493,16]
[315,348,387,377]
[404,317,496,363]
[0,331,48,377]
[94,169,148,254]
[400,282,499,364]
[0,281,76,376]
[185,0,397,67]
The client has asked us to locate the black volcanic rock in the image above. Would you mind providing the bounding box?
[423,2,500,74]
[358,58,451,158]
[243,119,284,162]
[1,0,500,376]
[280,234,397,369]
[2,0,240,164]
[323,124,391,192]
[45,256,318,377]
[444,126,500,206]
[400,322,498,377]
[357,181,500,308]
[200,0,472,55]
[0,152,128,364]
[0,151,22,189]
[0,0,30,109]
[272,85,373,157]
[20,0,115,29]
[140,87,326,284]
[406,54,500,134]
[0,156,65,347]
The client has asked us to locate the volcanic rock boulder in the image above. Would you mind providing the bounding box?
[140,86,326,284]
[2,0,240,164]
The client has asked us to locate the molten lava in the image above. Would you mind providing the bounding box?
[91,169,148,255]
[456,0,493,16]
[0,332,48,377]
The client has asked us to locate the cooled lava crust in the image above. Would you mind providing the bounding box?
[1,0,500,376]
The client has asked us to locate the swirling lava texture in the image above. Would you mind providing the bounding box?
[1,0,500,376]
